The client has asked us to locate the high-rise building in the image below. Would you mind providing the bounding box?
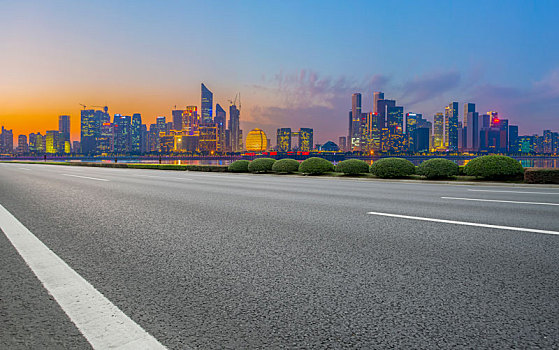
[277,128,292,152]
[298,128,313,152]
[349,93,362,150]
[131,114,141,153]
[201,83,213,123]
[214,104,226,153]
[199,123,218,153]
[97,123,115,153]
[113,115,131,154]
[0,127,14,154]
[228,104,241,152]
[508,125,519,152]
[140,124,148,154]
[80,109,97,154]
[17,135,28,154]
[156,116,167,135]
[445,102,459,151]
[463,103,478,151]
[406,113,420,151]
[59,115,71,143]
[338,136,346,152]
[45,130,59,154]
[373,92,384,115]
[433,113,444,150]
[172,109,184,131]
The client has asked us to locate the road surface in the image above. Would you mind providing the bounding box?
[1,163,558,349]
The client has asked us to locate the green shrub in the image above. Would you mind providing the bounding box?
[335,159,370,175]
[248,158,276,173]
[458,165,466,176]
[185,165,228,172]
[463,155,524,179]
[417,158,459,179]
[369,158,415,178]
[228,160,250,173]
[524,168,559,184]
[272,158,300,173]
[299,157,334,175]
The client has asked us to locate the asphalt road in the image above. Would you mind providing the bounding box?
[1,163,558,349]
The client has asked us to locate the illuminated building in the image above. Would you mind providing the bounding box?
[45,130,59,154]
[72,141,80,154]
[64,141,71,154]
[199,123,218,152]
[59,115,70,143]
[433,113,444,150]
[80,109,97,154]
[156,116,167,135]
[277,128,292,152]
[28,133,38,153]
[386,106,404,151]
[463,103,479,151]
[228,103,241,152]
[297,128,313,152]
[17,135,28,154]
[320,141,339,152]
[445,102,459,151]
[131,114,141,153]
[348,93,362,150]
[373,92,384,115]
[97,123,115,153]
[172,109,184,131]
[0,126,14,154]
[140,124,148,153]
[509,125,519,152]
[214,104,226,152]
[36,133,45,153]
[201,83,213,123]
[406,113,419,151]
[338,136,346,152]
[246,128,267,152]
[113,115,131,154]
[183,106,198,132]
[159,134,175,153]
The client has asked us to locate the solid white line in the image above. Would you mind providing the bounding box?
[441,196,559,206]
[0,204,167,349]
[62,174,109,182]
[468,189,559,195]
[366,211,559,236]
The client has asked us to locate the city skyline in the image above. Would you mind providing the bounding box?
[1,1,558,143]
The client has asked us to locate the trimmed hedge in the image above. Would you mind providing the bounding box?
[417,158,459,179]
[228,160,250,173]
[272,158,300,173]
[464,155,524,179]
[524,168,559,184]
[370,158,415,178]
[248,158,276,173]
[299,157,334,175]
[335,159,370,175]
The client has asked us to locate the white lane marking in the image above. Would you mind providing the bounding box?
[133,174,193,180]
[18,168,31,170]
[62,174,109,182]
[441,196,559,206]
[0,204,167,349]
[468,189,559,195]
[366,211,559,236]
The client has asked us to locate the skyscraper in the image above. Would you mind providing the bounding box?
[298,128,313,152]
[17,135,28,154]
[348,93,362,150]
[277,128,292,152]
[201,83,213,123]
[80,109,97,154]
[172,109,184,131]
[463,103,478,151]
[113,114,131,154]
[433,113,444,150]
[228,103,241,152]
[214,104,226,152]
[131,113,142,153]
[445,102,459,151]
[373,92,384,115]
[59,115,71,143]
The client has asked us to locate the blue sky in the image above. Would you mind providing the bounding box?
[1,0,558,142]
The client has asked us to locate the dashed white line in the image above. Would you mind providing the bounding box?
[366,211,559,236]
[441,196,559,206]
[0,203,167,349]
[61,174,109,182]
[468,189,559,195]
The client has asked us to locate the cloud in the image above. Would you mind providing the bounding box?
[400,70,461,106]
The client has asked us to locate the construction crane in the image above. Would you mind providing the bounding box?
[228,93,241,110]
[79,103,87,110]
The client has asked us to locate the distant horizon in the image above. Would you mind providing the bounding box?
[1,1,558,144]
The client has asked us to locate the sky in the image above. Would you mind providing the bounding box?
[1,0,558,144]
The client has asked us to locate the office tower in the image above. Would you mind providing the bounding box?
[140,124,148,154]
[72,141,80,154]
[0,126,14,153]
[488,111,499,126]
[349,93,362,150]
[97,123,115,153]
[228,104,241,152]
[376,99,395,149]
[245,128,267,152]
[463,103,475,127]
[445,102,459,151]
[373,92,384,114]
[172,109,184,131]
[433,113,444,150]
[59,115,71,143]
[45,130,59,154]
[413,127,431,153]
[199,123,218,153]
[406,113,419,151]
[131,114,141,153]
[113,115,131,154]
[508,125,519,152]
[298,128,313,152]
[156,116,167,135]
[28,133,38,153]
[148,124,160,152]
[183,106,199,132]
[386,106,404,151]
[17,135,28,154]
[543,130,553,153]
[201,83,213,123]
[80,109,97,154]
[277,128,292,152]
[214,104,226,153]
